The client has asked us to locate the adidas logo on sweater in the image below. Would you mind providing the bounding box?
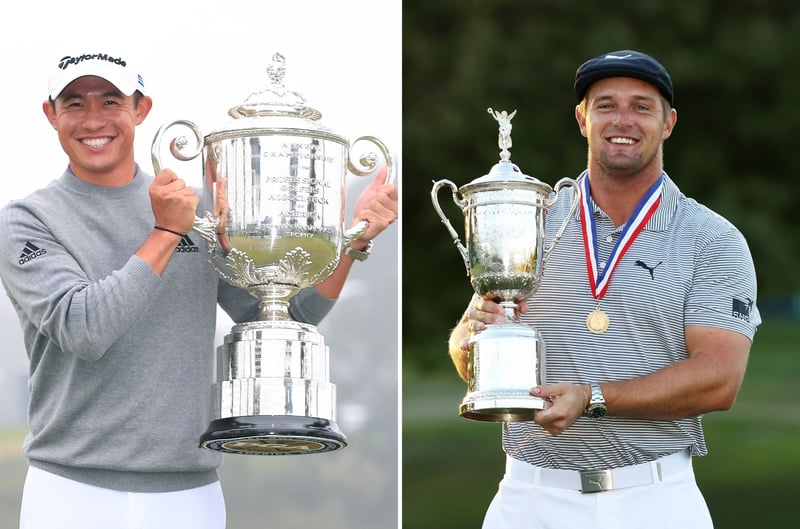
[175,234,199,253]
[18,242,47,265]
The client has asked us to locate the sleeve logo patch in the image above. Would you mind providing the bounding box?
[18,241,47,265]
[732,298,753,322]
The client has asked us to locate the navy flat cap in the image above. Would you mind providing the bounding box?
[574,50,674,106]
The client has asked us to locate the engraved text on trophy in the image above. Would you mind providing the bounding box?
[223,137,344,283]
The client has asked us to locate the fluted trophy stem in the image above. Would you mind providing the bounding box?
[499,301,517,323]
[258,299,291,321]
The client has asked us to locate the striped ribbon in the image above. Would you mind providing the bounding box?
[578,171,664,301]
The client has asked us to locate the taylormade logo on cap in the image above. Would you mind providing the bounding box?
[48,51,146,99]
[57,53,128,70]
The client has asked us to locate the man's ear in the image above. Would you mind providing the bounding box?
[662,108,677,140]
[134,95,153,125]
[575,103,588,138]
[42,100,57,130]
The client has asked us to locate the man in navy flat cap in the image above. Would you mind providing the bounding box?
[448,50,759,528]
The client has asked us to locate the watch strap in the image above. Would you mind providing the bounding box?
[585,383,607,418]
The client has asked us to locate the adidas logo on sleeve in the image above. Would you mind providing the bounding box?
[18,242,47,265]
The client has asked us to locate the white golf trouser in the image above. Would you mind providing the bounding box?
[20,466,226,529]
[482,451,714,529]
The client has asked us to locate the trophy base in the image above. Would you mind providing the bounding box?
[459,394,547,422]
[462,322,546,422]
[200,415,347,455]
[206,320,345,456]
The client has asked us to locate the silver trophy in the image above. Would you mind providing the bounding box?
[152,53,393,454]
[431,108,577,422]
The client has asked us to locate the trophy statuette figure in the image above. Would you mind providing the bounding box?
[152,53,393,454]
[431,108,578,422]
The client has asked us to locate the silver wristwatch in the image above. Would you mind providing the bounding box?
[344,240,373,261]
[585,383,607,419]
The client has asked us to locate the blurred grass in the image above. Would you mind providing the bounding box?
[402,318,800,529]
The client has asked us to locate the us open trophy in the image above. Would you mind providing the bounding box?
[431,108,578,422]
[152,53,392,455]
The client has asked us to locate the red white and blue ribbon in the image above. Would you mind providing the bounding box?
[578,172,664,301]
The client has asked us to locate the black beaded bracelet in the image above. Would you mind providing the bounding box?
[154,226,186,237]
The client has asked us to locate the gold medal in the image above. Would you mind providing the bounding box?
[578,173,663,338]
[586,308,610,334]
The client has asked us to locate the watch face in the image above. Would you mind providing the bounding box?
[587,405,606,419]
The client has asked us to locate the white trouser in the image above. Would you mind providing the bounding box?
[20,466,226,529]
[482,451,713,529]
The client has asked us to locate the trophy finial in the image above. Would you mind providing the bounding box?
[267,53,287,86]
[487,108,517,161]
[232,52,322,121]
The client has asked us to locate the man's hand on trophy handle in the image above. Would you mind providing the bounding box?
[349,164,398,245]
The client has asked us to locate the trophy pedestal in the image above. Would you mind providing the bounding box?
[460,322,546,422]
[199,320,347,455]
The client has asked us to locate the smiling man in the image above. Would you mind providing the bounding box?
[0,50,396,529]
[44,55,151,185]
[448,50,760,528]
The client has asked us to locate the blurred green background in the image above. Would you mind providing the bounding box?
[402,0,800,527]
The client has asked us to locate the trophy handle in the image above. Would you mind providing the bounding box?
[343,220,369,246]
[151,120,220,248]
[542,177,580,266]
[151,119,205,169]
[342,135,395,246]
[431,179,470,274]
[347,135,395,184]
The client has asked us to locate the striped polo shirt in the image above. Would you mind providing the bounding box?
[495,171,760,470]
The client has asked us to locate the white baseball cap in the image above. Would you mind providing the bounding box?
[47,52,146,100]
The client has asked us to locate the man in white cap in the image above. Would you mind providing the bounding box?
[448,50,759,528]
[0,51,397,529]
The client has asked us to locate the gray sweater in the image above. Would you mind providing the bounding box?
[0,167,335,492]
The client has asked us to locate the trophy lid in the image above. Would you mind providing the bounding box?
[461,108,553,194]
[205,53,347,144]
[228,53,323,120]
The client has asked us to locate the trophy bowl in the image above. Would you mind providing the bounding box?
[431,108,577,422]
[152,53,392,454]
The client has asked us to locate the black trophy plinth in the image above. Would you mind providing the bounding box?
[200,415,347,455]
